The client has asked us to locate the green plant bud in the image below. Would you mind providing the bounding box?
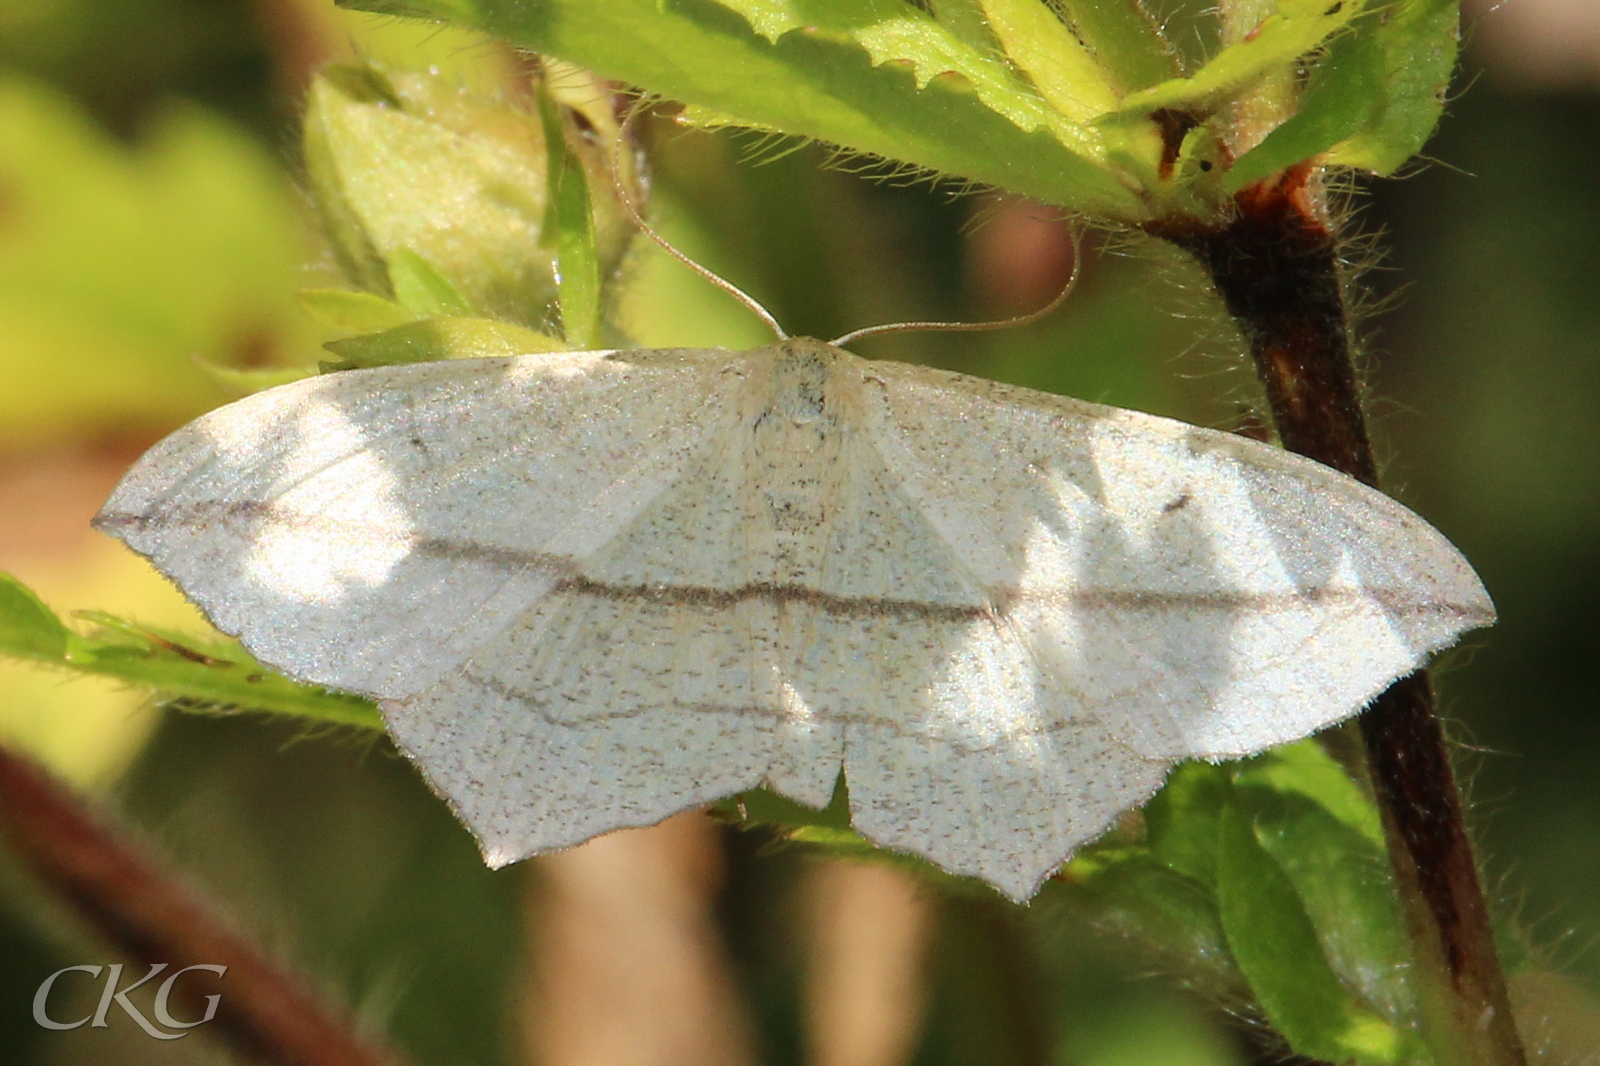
[302,62,631,329]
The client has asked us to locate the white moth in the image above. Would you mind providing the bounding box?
[96,338,1492,900]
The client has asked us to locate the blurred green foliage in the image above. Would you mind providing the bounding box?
[1,1,1597,1064]
[0,0,278,136]
[0,75,313,451]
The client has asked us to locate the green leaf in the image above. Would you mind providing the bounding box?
[297,287,418,335]
[1236,739,1383,847]
[340,0,1147,219]
[721,0,1101,140]
[975,0,1120,122]
[1115,0,1367,117]
[192,358,317,394]
[388,248,475,318]
[1144,760,1231,888]
[1323,0,1460,174]
[1053,847,1246,994]
[1056,0,1181,95]
[1224,26,1385,190]
[0,573,381,731]
[927,0,1002,55]
[1145,0,1457,187]
[1234,745,1417,1026]
[536,86,603,349]
[322,317,567,370]
[1217,791,1408,1064]
[0,573,70,661]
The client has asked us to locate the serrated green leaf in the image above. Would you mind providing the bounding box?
[297,288,418,335]
[1115,0,1367,117]
[536,86,603,349]
[0,573,70,661]
[721,0,1103,139]
[1323,0,1459,173]
[976,0,1120,122]
[322,317,567,370]
[1218,793,1407,1064]
[340,0,1146,218]
[0,575,380,730]
[389,247,475,318]
[1056,0,1181,95]
[1224,26,1384,190]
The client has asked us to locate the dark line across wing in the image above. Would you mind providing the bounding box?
[98,502,1488,624]
[453,666,1108,749]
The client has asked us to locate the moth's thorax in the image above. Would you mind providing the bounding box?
[743,339,860,582]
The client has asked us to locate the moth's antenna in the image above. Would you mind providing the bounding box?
[829,228,1084,348]
[611,112,788,341]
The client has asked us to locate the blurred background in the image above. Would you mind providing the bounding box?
[0,0,1595,1063]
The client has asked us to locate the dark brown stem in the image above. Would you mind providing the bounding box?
[1145,167,1526,1066]
[0,743,405,1066]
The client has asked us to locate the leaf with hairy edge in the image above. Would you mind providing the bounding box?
[0,574,70,661]
[1114,0,1367,117]
[0,573,381,730]
[1224,27,1385,191]
[1323,0,1460,174]
[337,0,1146,219]
[720,0,1102,138]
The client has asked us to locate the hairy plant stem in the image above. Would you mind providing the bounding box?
[1144,167,1526,1066]
[0,743,404,1066]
